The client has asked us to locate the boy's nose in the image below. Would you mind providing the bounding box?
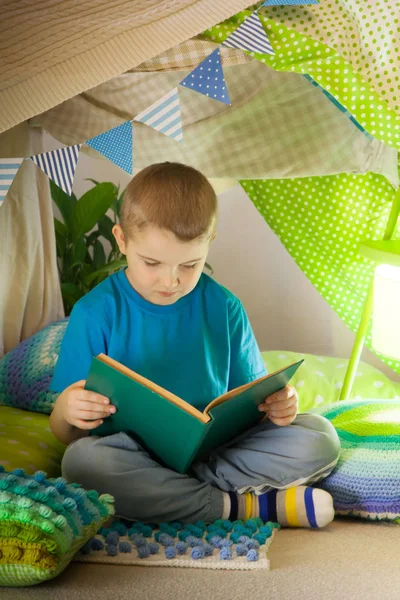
[161,270,179,289]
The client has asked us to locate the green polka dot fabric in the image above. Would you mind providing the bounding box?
[201,5,400,377]
[202,3,400,149]
[262,351,400,411]
[242,174,400,377]
[0,406,65,476]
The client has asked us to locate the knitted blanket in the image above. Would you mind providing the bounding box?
[315,400,400,522]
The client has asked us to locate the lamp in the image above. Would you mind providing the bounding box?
[340,193,400,400]
[372,263,400,361]
[362,240,400,361]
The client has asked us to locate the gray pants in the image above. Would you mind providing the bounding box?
[62,414,340,523]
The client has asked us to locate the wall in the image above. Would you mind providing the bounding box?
[67,144,399,382]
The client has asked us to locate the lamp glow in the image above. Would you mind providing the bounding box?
[372,264,400,361]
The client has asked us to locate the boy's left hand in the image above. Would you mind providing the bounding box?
[258,384,298,427]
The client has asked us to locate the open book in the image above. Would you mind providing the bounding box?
[85,354,303,473]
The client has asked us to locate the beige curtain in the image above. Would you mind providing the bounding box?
[0,123,64,356]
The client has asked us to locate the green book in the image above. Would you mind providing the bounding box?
[86,354,303,474]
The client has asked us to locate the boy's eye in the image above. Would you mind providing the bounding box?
[182,264,197,270]
[144,261,159,267]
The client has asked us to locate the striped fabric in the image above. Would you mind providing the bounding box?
[0,466,114,587]
[0,158,24,204]
[222,12,274,55]
[134,88,183,142]
[86,120,133,174]
[314,399,400,522]
[30,145,81,196]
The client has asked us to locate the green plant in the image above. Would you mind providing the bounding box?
[51,179,127,315]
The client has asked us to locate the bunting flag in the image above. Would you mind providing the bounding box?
[30,145,81,196]
[222,12,274,56]
[179,48,231,105]
[133,88,183,142]
[0,158,24,205]
[86,120,133,174]
[261,0,319,5]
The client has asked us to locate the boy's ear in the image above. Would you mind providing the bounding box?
[112,224,127,255]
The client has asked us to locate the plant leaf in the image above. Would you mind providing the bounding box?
[86,230,102,247]
[204,262,214,275]
[93,239,106,269]
[50,180,77,228]
[61,282,83,305]
[115,187,126,218]
[85,258,127,285]
[70,182,117,242]
[98,214,116,246]
[54,218,68,258]
[72,237,88,266]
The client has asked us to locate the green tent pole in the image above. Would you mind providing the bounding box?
[340,188,400,401]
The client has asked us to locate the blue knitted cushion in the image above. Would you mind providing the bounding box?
[313,399,400,522]
[0,320,68,415]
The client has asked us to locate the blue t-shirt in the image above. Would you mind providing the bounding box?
[51,270,266,411]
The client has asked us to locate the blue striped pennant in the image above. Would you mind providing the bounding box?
[222,12,274,56]
[30,145,81,196]
[133,88,183,142]
[0,158,24,205]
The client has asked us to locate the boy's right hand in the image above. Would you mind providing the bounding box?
[59,380,116,430]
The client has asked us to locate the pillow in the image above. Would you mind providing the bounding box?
[262,350,400,412]
[312,399,400,522]
[0,406,66,476]
[0,319,68,415]
[0,466,114,587]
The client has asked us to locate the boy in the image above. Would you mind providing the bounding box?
[50,162,340,527]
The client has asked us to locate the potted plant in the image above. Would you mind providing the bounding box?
[51,179,127,315]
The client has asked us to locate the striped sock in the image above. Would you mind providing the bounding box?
[226,486,334,528]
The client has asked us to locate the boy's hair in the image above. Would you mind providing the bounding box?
[120,162,217,242]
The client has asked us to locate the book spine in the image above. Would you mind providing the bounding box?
[185,420,214,469]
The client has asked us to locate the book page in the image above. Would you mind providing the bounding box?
[97,354,210,424]
[203,361,302,415]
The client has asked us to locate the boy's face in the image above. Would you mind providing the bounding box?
[113,224,212,305]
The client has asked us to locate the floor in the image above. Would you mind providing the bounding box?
[3,519,400,600]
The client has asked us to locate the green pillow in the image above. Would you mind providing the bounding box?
[0,407,65,476]
[312,399,400,523]
[262,350,400,412]
[0,466,114,587]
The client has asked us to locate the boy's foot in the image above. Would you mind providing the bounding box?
[225,485,334,528]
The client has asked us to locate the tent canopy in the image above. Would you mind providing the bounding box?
[0,0,399,377]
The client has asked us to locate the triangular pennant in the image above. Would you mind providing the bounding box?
[179,48,231,105]
[134,88,183,142]
[30,145,81,196]
[222,12,274,56]
[86,120,133,174]
[261,0,319,6]
[0,158,24,205]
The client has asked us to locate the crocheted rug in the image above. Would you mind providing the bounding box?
[73,518,278,570]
